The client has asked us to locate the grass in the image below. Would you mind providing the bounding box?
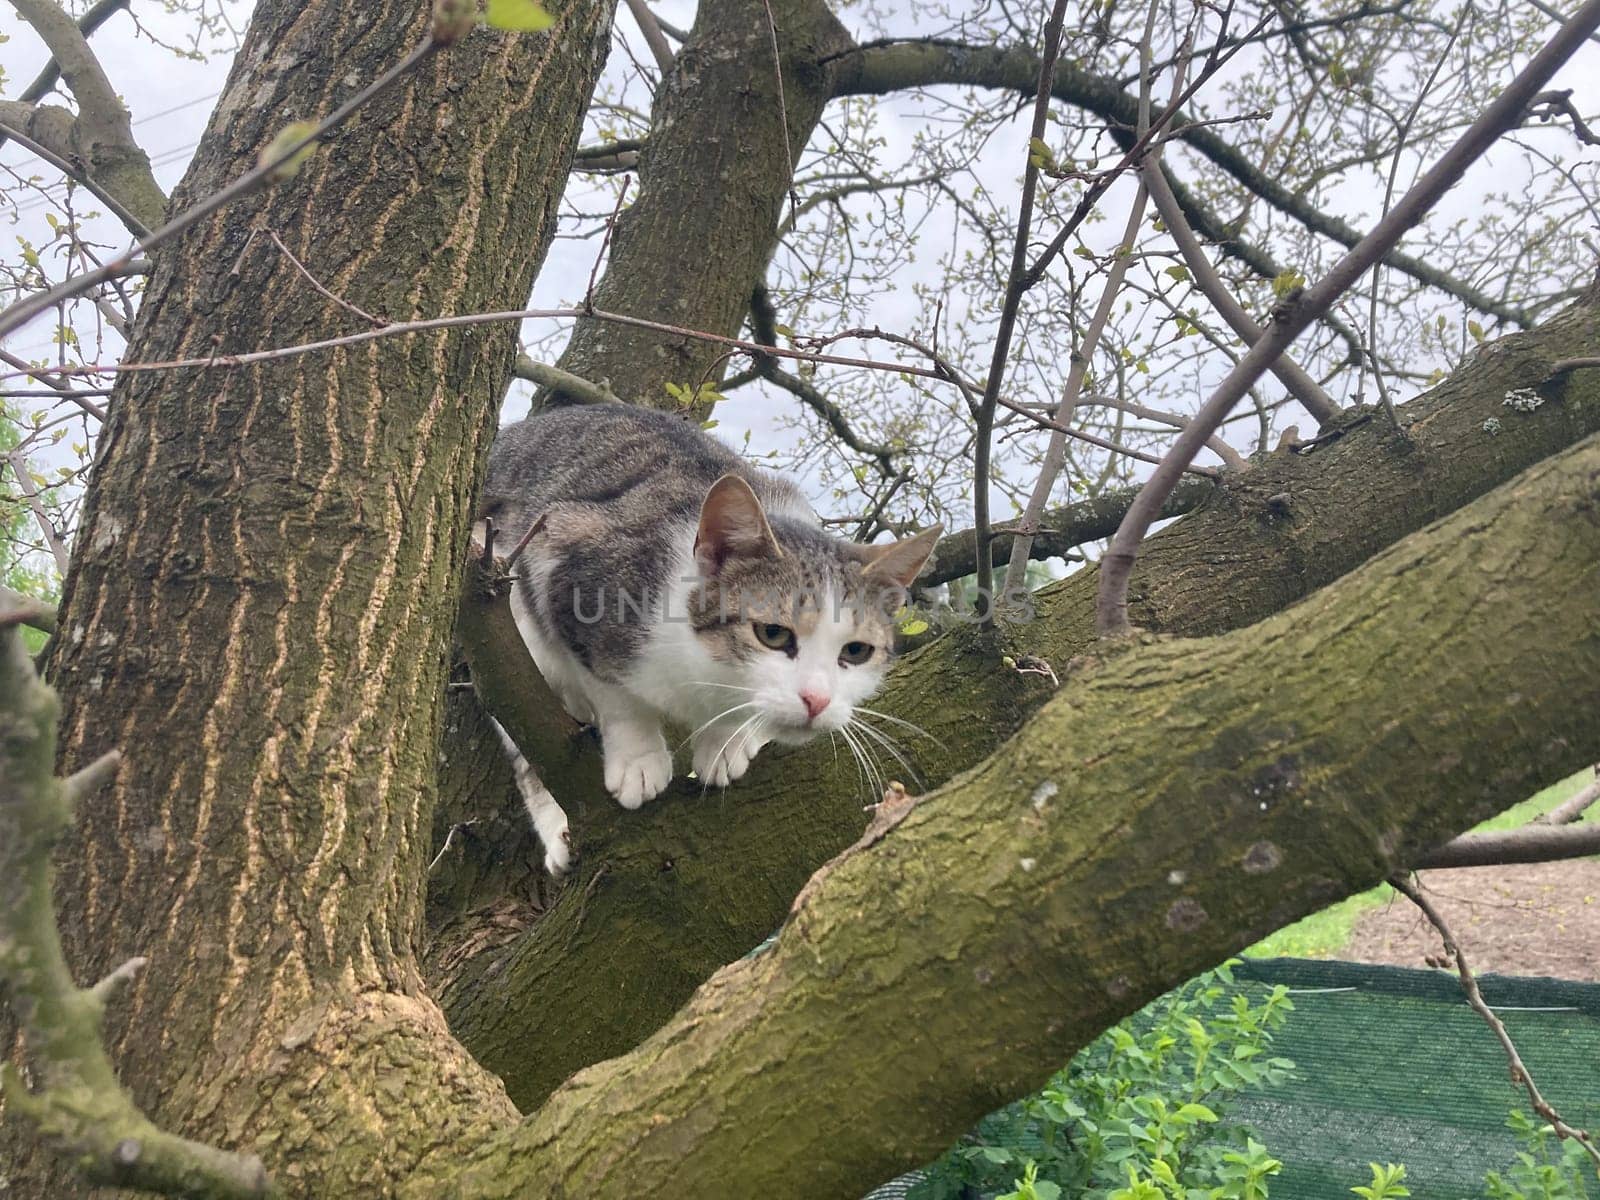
[1244,768,1596,960]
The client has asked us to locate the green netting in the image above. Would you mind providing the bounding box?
[1227,958,1600,1199]
[868,958,1600,1200]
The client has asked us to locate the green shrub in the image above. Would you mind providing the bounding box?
[911,962,1295,1200]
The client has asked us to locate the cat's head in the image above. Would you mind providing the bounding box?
[688,474,939,746]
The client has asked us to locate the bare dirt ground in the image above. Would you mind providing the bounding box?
[1342,860,1600,982]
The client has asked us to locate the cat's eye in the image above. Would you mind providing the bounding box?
[753,622,797,654]
[839,641,874,666]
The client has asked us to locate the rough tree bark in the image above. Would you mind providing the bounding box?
[433,292,1600,1108]
[538,0,851,409]
[415,426,1600,1198]
[0,0,616,1192]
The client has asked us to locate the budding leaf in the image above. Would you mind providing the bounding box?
[259,122,319,182]
[485,0,555,31]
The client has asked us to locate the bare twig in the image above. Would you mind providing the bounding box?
[923,474,1214,588]
[0,348,108,420]
[1415,821,1600,868]
[1365,8,1468,431]
[1000,179,1150,598]
[759,0,800,226]
[0,35,440,340]
[1391,873,1600,1171]
[994,396,1221,477]
[1139,159,1337,424]
[4,449,72,575]
[585,177,632,312]
[512,353,623,405]
[4,306,962,387]
[1528,88,1600,145]
[971,0,1073,612]
[0,621,272,1197]
[265,230,386,327]
[1095,1,1600,637]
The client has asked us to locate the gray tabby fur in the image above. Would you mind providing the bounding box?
[479,404,939,876]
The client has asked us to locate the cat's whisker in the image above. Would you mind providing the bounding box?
[699,711,766,795]
[849,717,922,788]
[852,706,935,741]
[678,701,762,751]
[840,721,886,805]
[687,681,758,693]
[835,722,870,800]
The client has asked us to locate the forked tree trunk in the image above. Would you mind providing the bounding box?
[0,0,615,1192]
[432,292,1600,1108]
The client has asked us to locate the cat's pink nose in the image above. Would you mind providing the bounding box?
[799,689,831,720]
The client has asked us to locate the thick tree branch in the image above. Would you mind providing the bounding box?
[6,0,165,233]
[831,40,1538,327]
[0,109,154,238]
[436,290,1600,1110]
[423,428,1600,1200]
[0,620,272,1198]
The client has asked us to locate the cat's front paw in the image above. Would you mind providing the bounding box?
[692,726,768,788]
[603,741,673,809]
[544,826,575,877]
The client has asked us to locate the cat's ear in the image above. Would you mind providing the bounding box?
[856,525,942,590]
[694,474,782,576]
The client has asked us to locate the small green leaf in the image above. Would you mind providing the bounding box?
[258,121,319,181]
[485,0,555,31]
[1164,264,1190,283]
[898,617,930,637]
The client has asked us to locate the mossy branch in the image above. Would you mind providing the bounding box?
[424,428,1600,1200]
[0,618,272,1199]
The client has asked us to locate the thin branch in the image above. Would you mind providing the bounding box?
[1002,179,1152,598]
[0,621,272,1198]
[622,0,675,73]
[759,0,799,226]
[0,35,440,340]
[971,0,1073,613]
[512,353,623,405]
[1139,157,1337,424]
[1414,821,1600,868]
[0,348,108,420]
[1390,873,1600,1171]
[0,584,58,634]
[923,474,1214,588]
[10,307,973,393]
[4,449,72,575]
[265,230,386,327]
[994,396,1221,477]
[1536,773,1600,825]
[1095,1,1600,638]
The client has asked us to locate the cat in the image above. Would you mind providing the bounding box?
[478,403,940,875]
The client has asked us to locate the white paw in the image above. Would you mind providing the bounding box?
[604,743,673,809]
[692,727,767,788]
[544,826,574,877]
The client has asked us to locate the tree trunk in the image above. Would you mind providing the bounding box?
[539,0,851,409]
[1,0,616,1192]
[436,292,1600,1108]
[413,427,1600,1199]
